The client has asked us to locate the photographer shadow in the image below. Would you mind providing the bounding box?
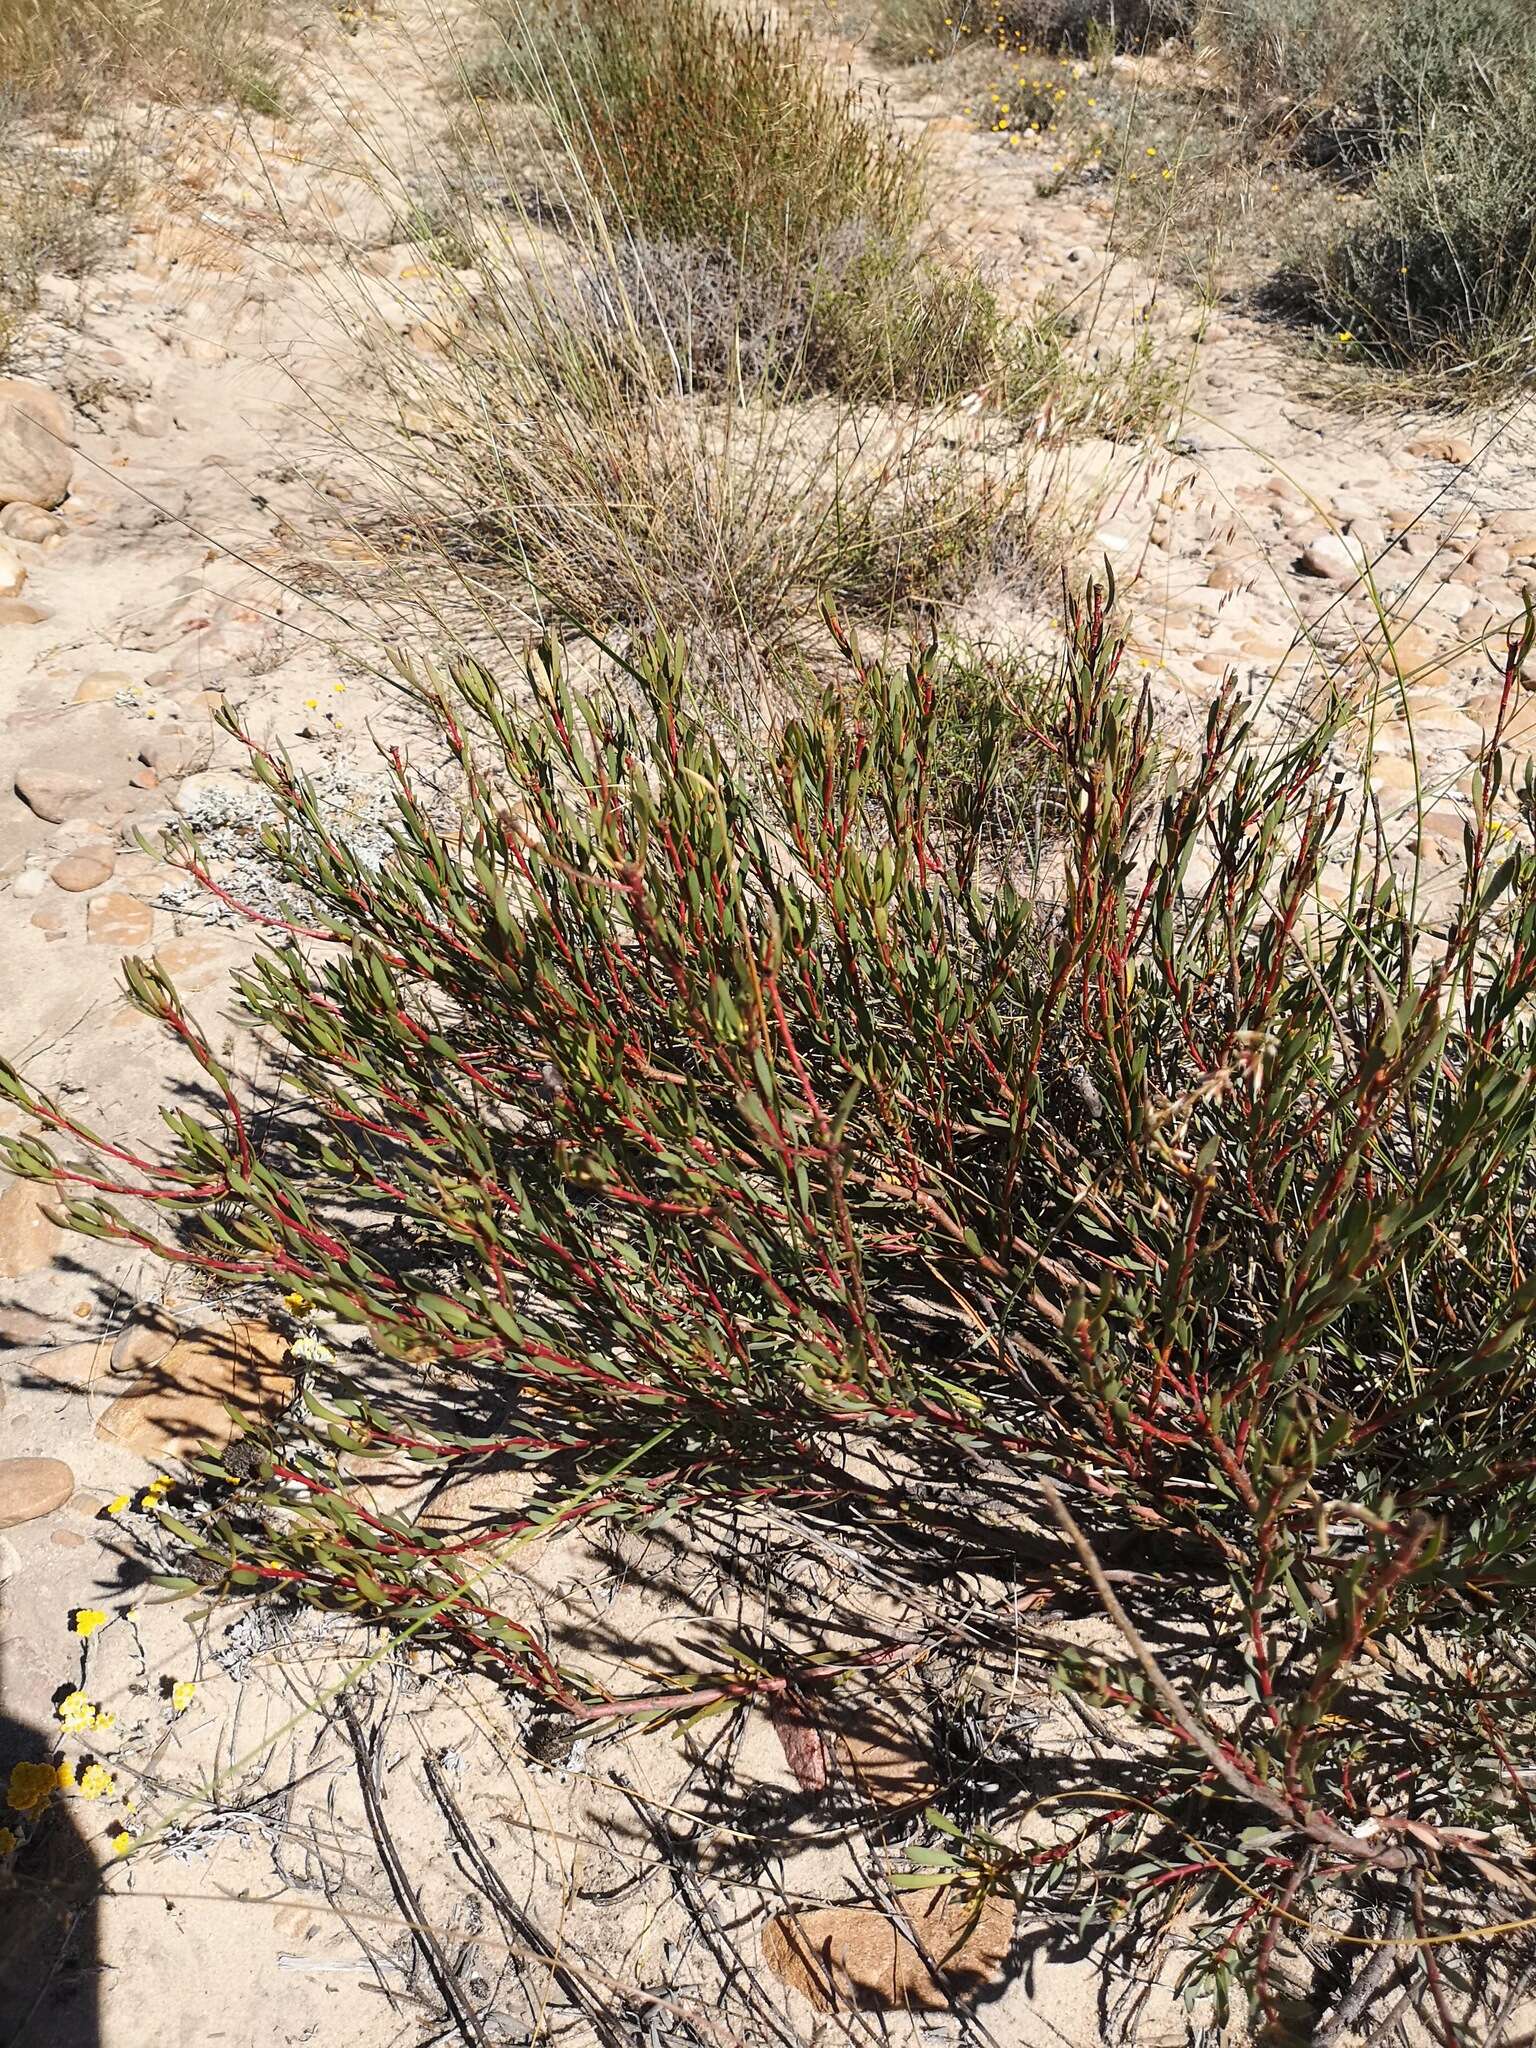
[0,1705,101,2048]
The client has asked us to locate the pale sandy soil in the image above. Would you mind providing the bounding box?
[1,4,1532,2044]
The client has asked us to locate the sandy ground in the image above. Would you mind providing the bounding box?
[1,3,1533,2042]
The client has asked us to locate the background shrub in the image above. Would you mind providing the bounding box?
[1293,105,1536,381]
[1198,0,1536,381]
[478,0,919,269]
[872,0,1191,65]
[473,0,1017,404]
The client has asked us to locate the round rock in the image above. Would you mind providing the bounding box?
[0,1456,75,1530]
[0,376,74,509]
[0,502,64,543]
[50,851,114,893]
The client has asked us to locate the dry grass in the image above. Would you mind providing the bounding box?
[368,254,1060,661]
[0,0,277,107]
[0,130,139,365]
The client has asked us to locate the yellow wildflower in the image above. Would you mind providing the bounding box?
[56,1760,77,1790]
[111,1831,134,1855]
[170,1681,197,1714]
[78,1765,113,1802]
[106,1494,132,1516]
[73,1609,109,1639]
[0,1826,16,1857]
[7,1761,57,1815]
[57,1692,95,1733]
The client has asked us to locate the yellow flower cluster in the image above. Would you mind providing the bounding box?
[73,1608,109,1639]
[78,1764,114,1802]
[104,1473,172,1517]
[171,1680,197,1714]
[6,1761,58,1815]
[57,1691,115,1734]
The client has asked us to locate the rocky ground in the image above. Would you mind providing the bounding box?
[1,5,1533,2045]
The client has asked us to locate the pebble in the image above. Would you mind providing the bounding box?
[0,376,74,508]
[0,1306,54,1347]
[73,671,134,703]
[112,1308,183,1374]
[1407,433,1475,464]
[34,1336,115,1387]
[86,891,154,947]
[14,767,106,824]
[50,851,115,892]
[0,502,63,542]
[0,1178,65,1277]
[1368,755,1421,795]
[0,1456,75,1530]
[98,1320,293,1458]
[1299,533,1367,583]
[173,768,249,818]
[140,728,208,778]
[0,599,49,625]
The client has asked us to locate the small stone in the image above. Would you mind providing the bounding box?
[116,594,216,654]
[98,1320,293,1458]
[0,551,28,598]
[50,851,114,892]
[152,936,227,979]
[0,1179,65,1277]
[86,892,154,947]
[139,728,207,778]
[1240,636,1294,660]
[0,600,48,625]
[1408,432,1475,464]
[14,768,105,823]
[126,401,172,437]
[0,501,63,542]
[0,1306,53,1347]
[0,376,74,509]
[34,1336,115,1387]
[73,671,135,703]
[1299,533,1367,583]
[111,1308,183,1374]
[0,1456,75,1529]
[1369,754,1422,794]
[762,1890,1013,2013]
[173,768,250,819]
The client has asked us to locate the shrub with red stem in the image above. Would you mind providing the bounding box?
[9,589,1536,2026]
